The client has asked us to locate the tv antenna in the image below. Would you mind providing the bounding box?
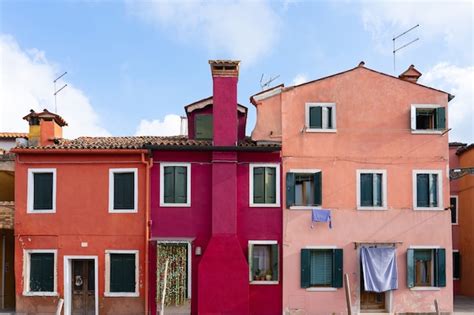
[393,24,420,74]
[53,71,68,113]
[260,73,280,90]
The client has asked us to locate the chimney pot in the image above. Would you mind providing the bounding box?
[399,64,422,83]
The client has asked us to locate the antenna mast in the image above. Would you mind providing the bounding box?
[260,73,280,90]
[393,24,420,74]
[53,71,68,113]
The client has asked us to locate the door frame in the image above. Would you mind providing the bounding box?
[356,246,393,313]
[63,255,98,315]
[156,239,192,299]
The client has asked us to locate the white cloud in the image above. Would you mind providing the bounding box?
[361,1,473,55]
[127,0,280,65]
[0,35,110,138]
[420,63,474,144]
[292,73,308,85]
[135,114,185,136]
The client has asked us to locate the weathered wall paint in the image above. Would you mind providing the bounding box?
[14,152,147,314]
[254,66,453,313]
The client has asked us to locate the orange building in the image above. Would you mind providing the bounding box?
[13,110,150,314]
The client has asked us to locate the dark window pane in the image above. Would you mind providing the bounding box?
[110,254,136,293]
[295,174,315,206]
[309,106,322,128]
[114,172,134,209]
[33,173,53,210]
[310,250,332,286]
[30,253,54,292]
[360,174,373,206]
[450,197,457,224]
[453,252,460,279]
[417,174,430,207]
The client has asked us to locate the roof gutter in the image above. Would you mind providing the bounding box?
[10,148,148,154]
[144,145,281,152]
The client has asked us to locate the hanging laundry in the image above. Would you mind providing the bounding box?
[311,209,332,229]
[361,246,398,292]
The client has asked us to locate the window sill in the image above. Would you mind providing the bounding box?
[411,130,443,135]
[289,206,321,210]
[413,207,444,211]
[250,203,281,208]
[104,292,139,297]
[409,287,441,291]
[357,207,387,211]
[27,209,56,214]
[159,203,191,208]
[305,129,337,133]
[452,223,459,226]
[454,278,460,281]
[23,291,58,297]
[250,281,279,285]
[108,209,138,213]
[306,287,337,292]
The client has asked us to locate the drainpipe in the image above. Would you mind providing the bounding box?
[141,151,153,315]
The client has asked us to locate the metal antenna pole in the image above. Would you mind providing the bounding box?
[392,24,420,74]
[53,71,67,113]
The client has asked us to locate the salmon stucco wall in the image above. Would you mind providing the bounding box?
[254,66,453,313]
[14,152,147,315]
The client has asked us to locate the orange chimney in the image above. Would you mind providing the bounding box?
[23,109,67,146]
[399,64,422,83]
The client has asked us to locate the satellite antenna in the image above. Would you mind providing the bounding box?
[260,73,280,90]
[53,71,68,113]
[393,24,420,74]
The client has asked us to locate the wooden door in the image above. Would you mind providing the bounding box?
[360,263,385,310]
[72,260,95,315]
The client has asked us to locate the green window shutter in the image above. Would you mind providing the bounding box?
[373,174,383,207]
[33,173,53,210]
[313,172,322,206]
[271,244,279,281]
[301,249,311,288]
[309,106,322,128]
[163,166,174,203]
[114,172,134,209]
[453,252,460,279]
[407,249,415,288]
[110,254,136,293]
[286,172,295,208]
[174,166,188,204]
[265,167,277,204]
[332,249,343,288]
[310,250,332,286]
[360,174,373,207]
[416,174,429,207]
[253,167,265,204]
[248,244,253,281]
[429,174,438,207]
[435,107,446,130]
[435,248,446,287]
[195,115,213,139]
[327,107,333,129]
[30,253,54,292]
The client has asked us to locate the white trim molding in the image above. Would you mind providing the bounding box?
[412,170,443,211]
[104,250,139,297]
[27,168,57,213]
[450,195,459,225]
[305,103,337,132]
[248,240,279,285]
[23,249,58,296]
[63,255,99,315]
[108,168,138,213]
[410,104,444,134]
[356,169,388,210]
[159,162,191,207]
[249,163,281,208]
[288,169,322,210]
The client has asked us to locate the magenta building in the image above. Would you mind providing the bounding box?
[148,61,282,315]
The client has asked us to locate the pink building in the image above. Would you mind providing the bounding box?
[251,63,454,313]
[148,61,283,315]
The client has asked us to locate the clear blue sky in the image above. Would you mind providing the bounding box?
[1,0,472,142]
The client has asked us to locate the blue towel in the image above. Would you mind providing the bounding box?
[361,247,398,292]
[311,209,332,229]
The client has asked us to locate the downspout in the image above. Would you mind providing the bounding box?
[141,151,153,315]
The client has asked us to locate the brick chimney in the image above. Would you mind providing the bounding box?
[399,64,422,83]
[23,109,67,146]
[209,60,240,146]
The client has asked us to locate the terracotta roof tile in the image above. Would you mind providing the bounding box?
[0,132,28,139]
[18,136,279,150]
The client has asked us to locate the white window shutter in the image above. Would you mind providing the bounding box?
[410,105,416,130]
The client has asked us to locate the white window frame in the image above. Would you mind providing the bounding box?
[108,168,138,213]
[249,163,281,207]
[248,240,279,285]
[27,168,57,213]
[159,162,191,207]
[450,195,459,225]
[104,250,139,297]
[410,104,444,134]
[412,170,443,211]
[356,169,388,210]
[289,169,322,210]
[23,249,58,296]
[408,246,440,291]
[305,103,337,132]
[304,245,338,291]
[453,249,460,280]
